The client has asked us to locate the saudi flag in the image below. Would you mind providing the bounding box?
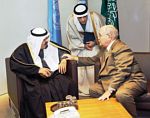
[101,0,119,31]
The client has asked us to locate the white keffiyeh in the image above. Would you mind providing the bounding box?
[27,27,59,71]
[73,12,94,32]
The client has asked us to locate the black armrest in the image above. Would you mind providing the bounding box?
[66,60,78,83]
[5,58,22,115]
[94,61,100,82]
[66,60,78,99]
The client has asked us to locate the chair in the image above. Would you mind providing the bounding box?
[5,58,78,117]
[133,52,150,117]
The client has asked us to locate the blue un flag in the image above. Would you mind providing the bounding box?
[48,0,62,45]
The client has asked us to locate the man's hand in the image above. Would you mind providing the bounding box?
[38,68,52,78]
[58,59,67,74]
[61,54,78,61]
[85,41,95,51]
[98,90,111,101]
[85,44,93,50]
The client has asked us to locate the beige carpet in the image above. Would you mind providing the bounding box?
[0,94,15,118]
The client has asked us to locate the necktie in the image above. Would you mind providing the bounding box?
[38,49,49,68]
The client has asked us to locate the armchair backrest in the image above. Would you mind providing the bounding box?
[134,52,150,80]
[134,52,150,92]
[5,58,22,113]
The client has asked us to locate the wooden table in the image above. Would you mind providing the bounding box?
[46,98,132,118]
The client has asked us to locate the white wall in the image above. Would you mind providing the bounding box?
[0,0,48,94]
[59,0,77,47]
[118,0,150,52]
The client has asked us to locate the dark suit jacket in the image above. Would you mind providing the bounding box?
[78,39,147,90]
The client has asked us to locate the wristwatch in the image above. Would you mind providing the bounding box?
[108,87,115,94]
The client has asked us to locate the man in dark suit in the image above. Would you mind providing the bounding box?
[63,25,147,117]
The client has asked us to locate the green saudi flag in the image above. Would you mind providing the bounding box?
[101,0,119,31]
